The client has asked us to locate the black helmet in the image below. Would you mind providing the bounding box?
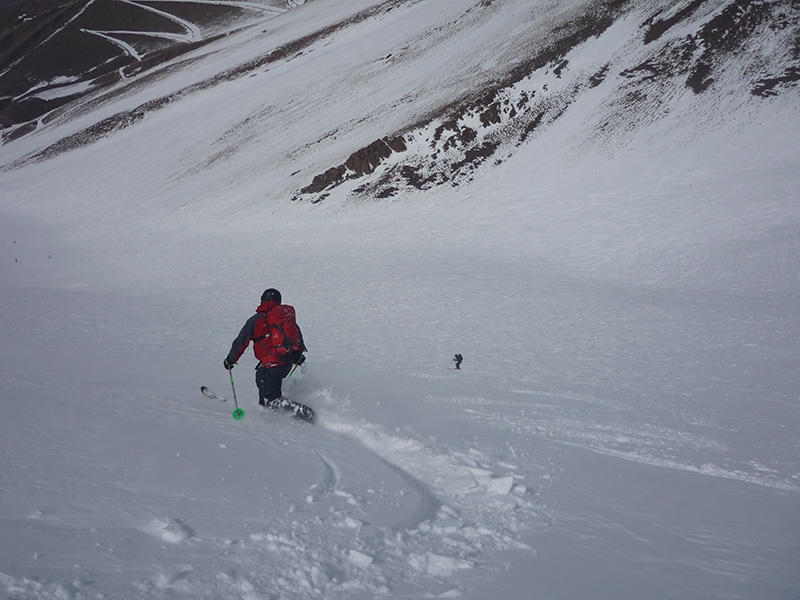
[261,288,282,303]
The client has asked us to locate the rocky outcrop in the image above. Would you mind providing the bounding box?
[299,137,407,198]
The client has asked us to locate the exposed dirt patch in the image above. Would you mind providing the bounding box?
[642,0,709,45]
[752,65,800,96]
[299,136,407,195]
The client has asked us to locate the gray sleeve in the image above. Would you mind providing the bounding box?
[226,313,260,363]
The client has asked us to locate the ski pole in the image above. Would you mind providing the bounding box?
[227,367,245,420]
[287,354,306,378]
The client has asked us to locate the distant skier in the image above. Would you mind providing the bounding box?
[224,288,307,411]
[454,353,463,370]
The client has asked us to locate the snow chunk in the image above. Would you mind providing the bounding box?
[143,518,195,543]
[409,552,473,577]
[486,476,515,495]
[440,472,478,494]
[342,516,363,528]
[0,574,75,599]
[348,549,373,567]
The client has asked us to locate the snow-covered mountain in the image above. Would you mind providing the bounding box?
[1,0,799,599]
[0,0,296,130]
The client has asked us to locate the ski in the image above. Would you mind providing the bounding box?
[289,401,315,423]
[264,397,316,424]
[203,387,313,422]
[202,386,245,420]
[200,386,227,402]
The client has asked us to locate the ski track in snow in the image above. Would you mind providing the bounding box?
[191,408,544,599]
[222,430,532,597]
[8,369,793,598]
[444,391,800,493]
[0,357,545,599]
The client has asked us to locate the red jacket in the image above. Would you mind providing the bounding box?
[226,300,289,367]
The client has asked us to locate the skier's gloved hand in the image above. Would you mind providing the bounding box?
[223,358,235,370]
[293,354,306,367]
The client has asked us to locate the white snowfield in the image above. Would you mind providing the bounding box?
[1,0,798,599]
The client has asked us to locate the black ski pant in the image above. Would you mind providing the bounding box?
[255,363,293,404]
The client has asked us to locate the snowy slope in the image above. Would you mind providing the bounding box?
[1,0,799,598]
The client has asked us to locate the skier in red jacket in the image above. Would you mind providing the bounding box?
[224,288,307,413]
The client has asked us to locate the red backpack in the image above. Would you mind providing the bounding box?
[254,304,306,365]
